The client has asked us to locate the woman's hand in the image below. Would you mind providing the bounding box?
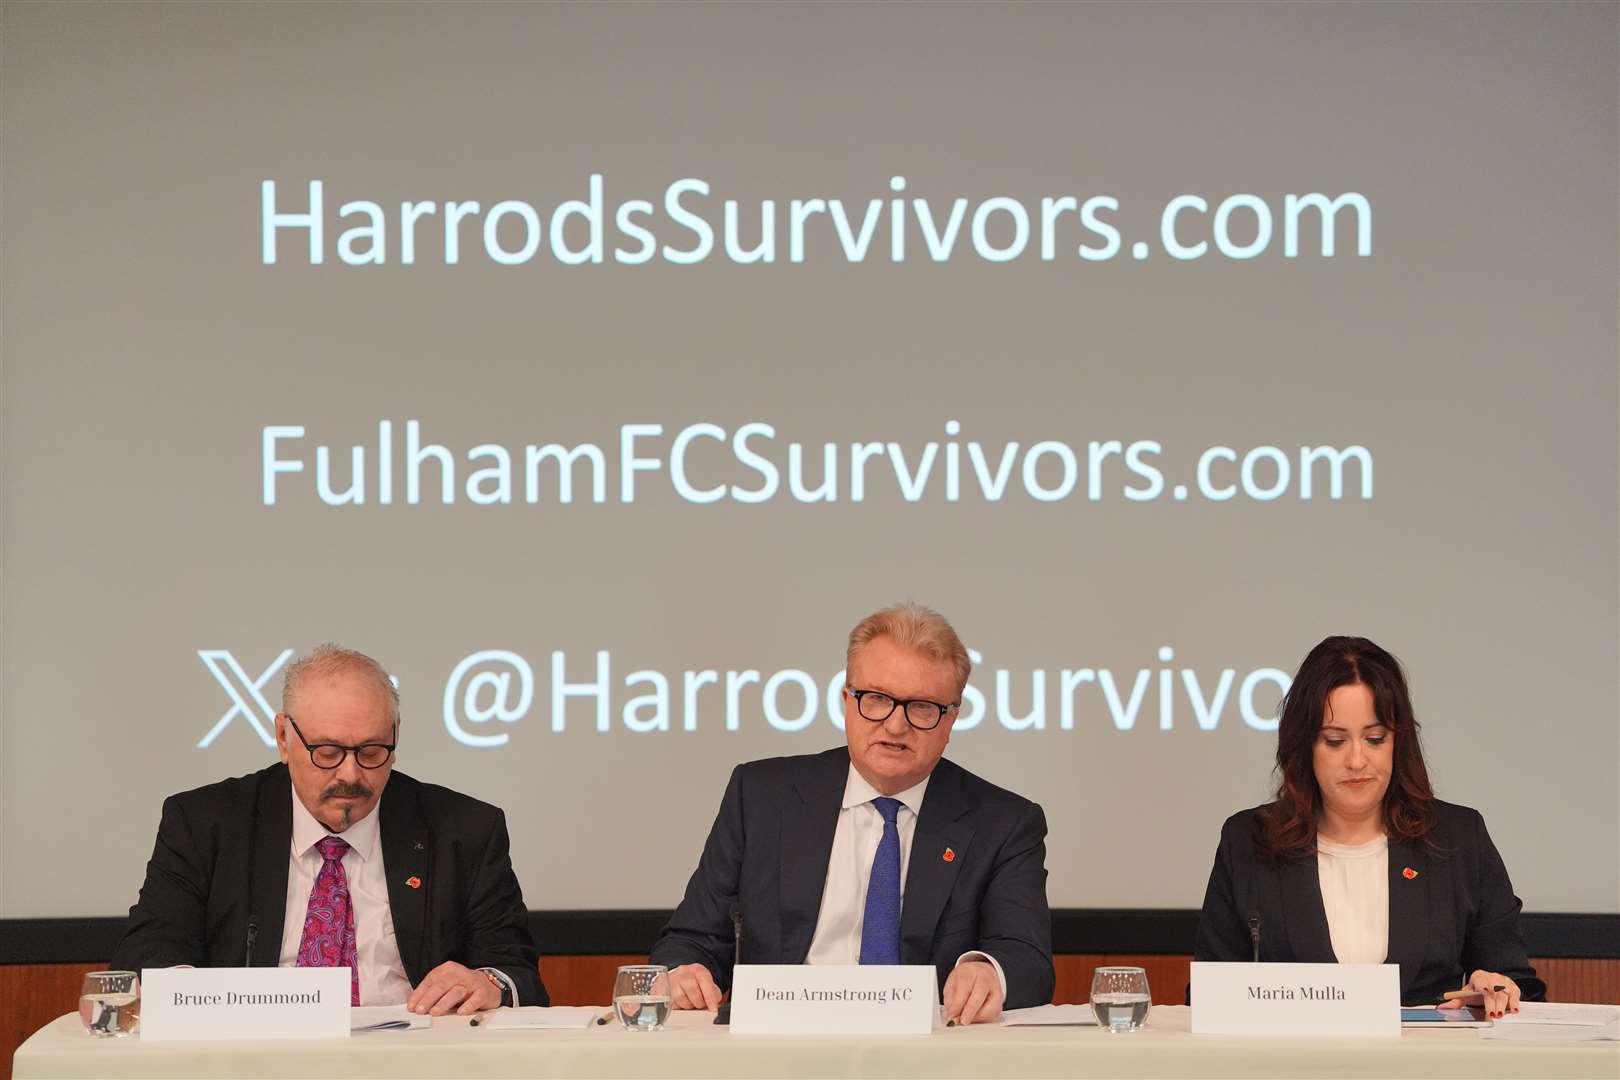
[1439,970,1520,1018]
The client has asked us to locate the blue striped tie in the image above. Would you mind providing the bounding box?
[859,797,903,964]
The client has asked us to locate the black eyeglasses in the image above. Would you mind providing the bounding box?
[847,687,958,731]
[283,714,397,770]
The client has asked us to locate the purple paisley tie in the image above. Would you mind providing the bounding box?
[296,835,359,1005]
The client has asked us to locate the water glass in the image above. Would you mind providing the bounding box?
[1090,966,1151,1032]
[612,964,671,1031]
[79,971,140,1037]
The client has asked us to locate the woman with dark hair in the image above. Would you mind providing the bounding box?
[1193,636,1544,1014]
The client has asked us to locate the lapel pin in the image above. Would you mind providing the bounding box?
[1402,867,1418,880]
[943,847,956,863]
[413,842,425,851]
[406,875,422,890]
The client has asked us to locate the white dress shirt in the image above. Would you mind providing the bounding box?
[1317,834,1389,966]
[277,792,518,1006]
[805,765,1005,994]
[279,792,413,1005]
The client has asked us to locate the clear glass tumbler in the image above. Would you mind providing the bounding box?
[79,971,140,1037]
[1090,966,1151,1032]
[612,964,672,1031]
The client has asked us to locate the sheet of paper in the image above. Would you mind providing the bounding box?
[1001,1004,1098,1026]
[1495,1002,1620,1027]
[1476,1001,1619,1042]
[1480,1020,1619,1042]
[350,1005,429,1032]
[481,1006,605,1030]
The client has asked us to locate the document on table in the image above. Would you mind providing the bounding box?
[351,1005,430,1032]
[1497,1002,1620,1026]
[1001,1004,1098,1026]
[1480,1002,1620,1042]
[481,1006,605,1030]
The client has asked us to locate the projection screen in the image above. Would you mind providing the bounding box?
[2,0,1615,920]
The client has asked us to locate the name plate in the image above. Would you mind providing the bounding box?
[729,965,936,1035]
[141,968,350,1041]
[1191,961,1399,1037]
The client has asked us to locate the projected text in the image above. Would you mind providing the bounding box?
[261,178,1373,266]
[262,420,1374,507]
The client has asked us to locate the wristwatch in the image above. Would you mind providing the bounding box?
[479,968,513,1008]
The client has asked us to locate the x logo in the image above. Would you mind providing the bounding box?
[196,649,294,749]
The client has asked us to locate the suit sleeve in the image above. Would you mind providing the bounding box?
[975,800,1055,1009]
[1194,818,1254,963]
[110,795,212,970]
[1458,811,1545,1002]
[648,765,746,990]
[461,809,547,1005]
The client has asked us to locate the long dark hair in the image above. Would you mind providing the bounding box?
[1257,636,1436,859]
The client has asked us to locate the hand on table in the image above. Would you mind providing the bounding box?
[406,961,503,1016]
[1439,970,1520,1019]
[942,958,1003,1026]
[668,963,725,1011]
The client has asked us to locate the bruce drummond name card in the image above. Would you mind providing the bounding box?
[141,968,350,1041]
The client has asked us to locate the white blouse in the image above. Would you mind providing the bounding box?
[1316,835,1389,966]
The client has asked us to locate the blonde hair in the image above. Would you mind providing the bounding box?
[282,644,400,728]
[846,602,972,695]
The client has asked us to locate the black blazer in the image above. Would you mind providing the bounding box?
[110,764,546,1005]
[648,748,1055,1008]
[1193,801,1544,1005]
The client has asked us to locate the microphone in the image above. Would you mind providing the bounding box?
[244,770,263,966]
[713,907,742,1026]
[1247,911,1261,963]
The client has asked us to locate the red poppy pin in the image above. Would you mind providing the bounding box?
[943,847,956,863]
[1402,867,1418,880]
[406,875,422,890]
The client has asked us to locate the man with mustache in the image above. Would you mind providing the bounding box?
[650,603,1054,1025]
[112,645,544,1013]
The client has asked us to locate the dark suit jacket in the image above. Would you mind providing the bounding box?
[110,763,546,1004]
[1193,801,1544,1005]
[648,748,1055,1008]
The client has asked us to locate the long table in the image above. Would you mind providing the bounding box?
[14,1006,1617,1079]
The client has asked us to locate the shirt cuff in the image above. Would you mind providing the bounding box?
[954,951,1008,999]
[478,966,518,1007]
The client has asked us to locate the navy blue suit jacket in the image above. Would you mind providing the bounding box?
[649,748,1055,1008]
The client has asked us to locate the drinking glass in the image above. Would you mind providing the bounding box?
[612,965,672,1031]
[1090,966,1150,1032]
[79,971,140,1037]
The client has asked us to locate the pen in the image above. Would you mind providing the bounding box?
[1442,985,1507,1000]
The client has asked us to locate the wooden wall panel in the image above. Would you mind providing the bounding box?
[2,963,102,1080]
[1533,959,1620,1005]
[4,956,1616,1080]
[1053,955,1191,1005]
[541,954,647,1006]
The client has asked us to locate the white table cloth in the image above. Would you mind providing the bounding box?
[15,1005,1617,1079]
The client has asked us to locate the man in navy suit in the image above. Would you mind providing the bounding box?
[649,603,1054,1025]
